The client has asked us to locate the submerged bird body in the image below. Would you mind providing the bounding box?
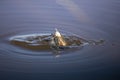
[10,28,87,52]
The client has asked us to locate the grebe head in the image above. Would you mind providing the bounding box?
[53,28,67,46]
[54,28,62,37]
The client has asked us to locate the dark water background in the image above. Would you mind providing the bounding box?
[0,0,120,80]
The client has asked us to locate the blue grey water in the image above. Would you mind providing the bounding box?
[0,0,120,80]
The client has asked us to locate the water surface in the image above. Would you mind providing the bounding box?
[0,0,120,79]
